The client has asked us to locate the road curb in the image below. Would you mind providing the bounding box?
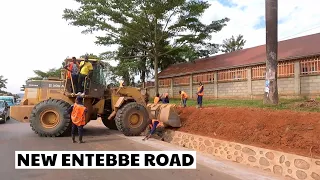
[160,130,320,180]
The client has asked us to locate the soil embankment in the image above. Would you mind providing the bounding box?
[175,106,320,158]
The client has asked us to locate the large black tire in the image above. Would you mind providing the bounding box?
[100,99,118,130]
[101,116,118,130]
[30,99,71,137]
[115,102,150,136]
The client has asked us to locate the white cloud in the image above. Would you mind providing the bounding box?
[204,0,320,49]
[1,0,319,93]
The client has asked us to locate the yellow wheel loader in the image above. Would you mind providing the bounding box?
[10,58,181,137]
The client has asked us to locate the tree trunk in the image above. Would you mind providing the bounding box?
[263,0,279,105]
[154,55,159,95]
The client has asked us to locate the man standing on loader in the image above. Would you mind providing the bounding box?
[67,96,87,143]
[64,57,79,93]
[78,55,93,94]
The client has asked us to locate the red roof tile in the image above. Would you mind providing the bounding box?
[159,33,320,78]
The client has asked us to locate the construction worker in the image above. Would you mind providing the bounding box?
[161,92,170,103]
[179,90,188,107]
[196,82,204,108]
[67,96,87,143]
[142,119,165,141]
[78,55,93,94]
[64,57,79,93]
[154,93,160,104]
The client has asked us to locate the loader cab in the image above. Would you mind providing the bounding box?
[63,58,107,98]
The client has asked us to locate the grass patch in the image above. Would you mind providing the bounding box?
[156,98,320,112]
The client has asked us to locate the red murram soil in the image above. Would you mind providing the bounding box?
[174,106,320,158]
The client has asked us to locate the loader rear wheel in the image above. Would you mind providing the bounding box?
[115,102,150,136]
[30,99,71,137]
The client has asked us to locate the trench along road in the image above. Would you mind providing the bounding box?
[0,119,283,180]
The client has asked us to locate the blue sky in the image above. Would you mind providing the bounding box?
[0,0,320,93]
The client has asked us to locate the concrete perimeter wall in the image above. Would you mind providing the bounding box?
[147,60,320,99]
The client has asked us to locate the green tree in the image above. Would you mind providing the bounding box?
[221,34,246,53]
[62,0,229,94]
[28,68,62,80]
[0,75,7,90]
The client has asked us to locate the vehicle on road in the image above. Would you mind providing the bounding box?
[10,57,181,137]
[0,100,10,123]
[0,96,15,107]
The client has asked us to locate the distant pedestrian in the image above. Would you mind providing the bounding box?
[67,96,87,143]
[196,82,204,108]
[179,90,188,107]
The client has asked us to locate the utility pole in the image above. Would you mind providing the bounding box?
[263,0,279,105]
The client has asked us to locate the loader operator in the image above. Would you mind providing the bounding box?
[179,90,188,107]
[67,96,87,143]
[142,119,165,141]
[78,56,93,94]
[196,82,204,108]
[64,57,79,93]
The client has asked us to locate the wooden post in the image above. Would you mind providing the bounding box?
[263,0,279,105]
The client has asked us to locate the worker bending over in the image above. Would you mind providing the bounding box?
[154,93,160,104]
[143,119,165,141]
[179,90,188,107]
[67,96,87,143]
[196,82,204,108]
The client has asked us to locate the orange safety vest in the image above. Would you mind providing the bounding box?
[149,119,164,129]
[67,62,79,79]
[197,85,204,96]
[154,97,160,104]
[71,103,86,126]
[181,91,188,99]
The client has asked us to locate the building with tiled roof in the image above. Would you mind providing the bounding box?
[147,33,320,99]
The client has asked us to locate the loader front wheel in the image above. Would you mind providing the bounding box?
[30,99,71,137]
[115,102,150,136]
[101,115,118,130]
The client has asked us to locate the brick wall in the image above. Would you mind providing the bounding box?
[301,76,320,95]
[218,81,248,97]
[147,59,320,99]
[173,85,189,98]
[192,83,215,98]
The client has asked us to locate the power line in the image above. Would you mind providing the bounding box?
[279,24,320,40]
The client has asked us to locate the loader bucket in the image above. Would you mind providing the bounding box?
[147,103,181,128]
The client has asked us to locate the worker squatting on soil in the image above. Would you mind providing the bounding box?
[196,82,204,108]
[161,92,170,103]
[179,90,188,107]
[67,96,87,143]
[143,119,165,141]
[154,93,170,104]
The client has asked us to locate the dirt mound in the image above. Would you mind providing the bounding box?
[175,106,320,158]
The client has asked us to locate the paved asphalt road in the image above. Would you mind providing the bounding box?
[0,119,282,180]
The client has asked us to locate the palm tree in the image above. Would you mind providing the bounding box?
[221,34,246,53]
